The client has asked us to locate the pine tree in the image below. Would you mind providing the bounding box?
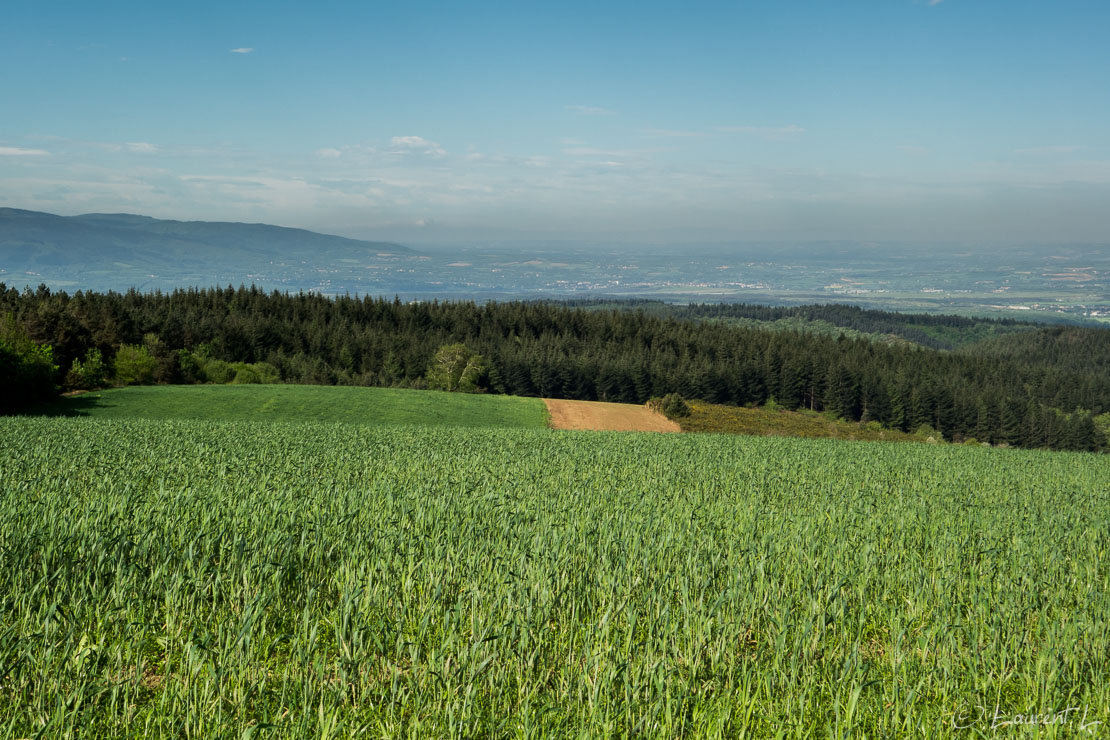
[887,381,907,431]
[999,400,1023,446]
[825,364,860,420]
[777,359,804,410]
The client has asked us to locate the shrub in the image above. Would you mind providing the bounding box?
[914,423,943,442]
[229,362,279,385]
[252,362,280,384]
[663,393,691,418]
[1095,412,1110,448]
[203,359,233,384]
[230,365,261,385]
[177,350,207,384]
[647,393,691,420]
[66,348,107,390]
[113,344,157,386]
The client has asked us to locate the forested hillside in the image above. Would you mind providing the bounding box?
[3,283,1107,451]
[560,299,1042,349]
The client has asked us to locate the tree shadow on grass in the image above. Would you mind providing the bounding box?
[17,392,117,418]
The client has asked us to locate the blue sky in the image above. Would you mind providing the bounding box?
[2,0,1109,243]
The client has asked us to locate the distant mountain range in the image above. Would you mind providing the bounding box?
[0,208,417,290]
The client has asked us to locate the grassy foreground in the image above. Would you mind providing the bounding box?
[36,384,549,429]
[3,417,1109,737]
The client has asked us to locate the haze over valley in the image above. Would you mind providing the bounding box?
[3,208,1107,324]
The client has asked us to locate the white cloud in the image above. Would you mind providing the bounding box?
[389,136,445,156]
[92,141,158,154]
[0,146,49,156]
[1015,145,1085,155]
[563,147,627,157]
[566,105,615,116]
[230,47,254,54]
[391,136,435,148]
[13,120,1110,242]
[641,128,703,138]
[717,124,806,140]
[928,0,944,5]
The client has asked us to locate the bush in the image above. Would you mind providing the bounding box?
[114,344,157,386]
[231,365,261,385]
[203,359,233,384]
[199,359,281,385]
[648,393,691,420]
[177,350,206,384]
[252,362,280,384]
[229,362,279,385]
[914,423,943,443]
[66,348,108,390]
[663,393,691,418]
[1095,412,1110,448]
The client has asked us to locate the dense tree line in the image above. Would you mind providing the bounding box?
[3,283,1107,451]
[557,299,1033,349]
[671,303,1029,349]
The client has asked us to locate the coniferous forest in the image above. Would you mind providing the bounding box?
[3,283,1108,451]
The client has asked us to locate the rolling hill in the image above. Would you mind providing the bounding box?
[0,207,417,289]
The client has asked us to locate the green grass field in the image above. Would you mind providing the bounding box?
[3,415,1109,737]
[34,384,549,429]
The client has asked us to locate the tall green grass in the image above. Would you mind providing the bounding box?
[2,418,1108,737]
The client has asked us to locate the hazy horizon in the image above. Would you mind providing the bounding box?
[3,0,1109,244]
[9,206,1110,250]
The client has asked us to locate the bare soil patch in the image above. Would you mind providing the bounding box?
[543,399,681,433]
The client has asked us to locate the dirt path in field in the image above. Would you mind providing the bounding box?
[543,399,682,433]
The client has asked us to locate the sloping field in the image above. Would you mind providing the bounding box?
[3,418,1109,736]
[544,398,681,432]
[32,384,548,429]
